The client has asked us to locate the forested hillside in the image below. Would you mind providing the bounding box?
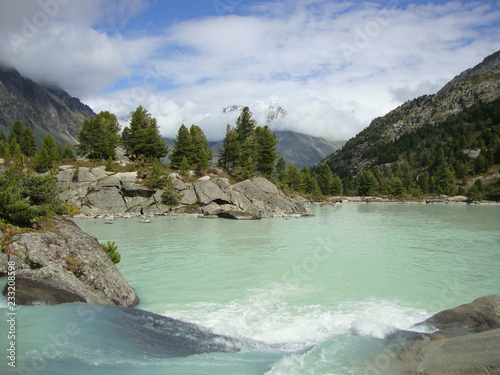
[315,50,500,201]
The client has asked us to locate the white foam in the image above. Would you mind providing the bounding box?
[160,283,432,352]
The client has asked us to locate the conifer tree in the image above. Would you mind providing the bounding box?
[218,125,239,172]
[356,170,379,196]
[122,106,168,160]
[20,127,37,156]
[179,156,190,177]
[170,125,194,168]
[79,111,121,160]
[8,120,25,144]
[331,176,343,196]
[0,130,6,143]
[275,156,287,184]
[318,163,334,195]
[62,143,75,160]
[9,139,22,160]
[196,148,209,172]
[235,106,257,143]
[35,133,57,173]
[190,125,212,165]
[234,136,257,179]
[254,125,278,176]
[286,163,302,192]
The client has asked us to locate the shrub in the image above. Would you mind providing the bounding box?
[101,241,121,264]
[0,161,68,227]
[161,178,181,206]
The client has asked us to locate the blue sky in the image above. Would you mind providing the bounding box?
[0,0,499,140]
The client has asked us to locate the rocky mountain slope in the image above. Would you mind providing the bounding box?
[323,49,500,177]
[0,65,95,146]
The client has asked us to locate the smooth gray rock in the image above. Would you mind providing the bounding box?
[85,188,127,214]
[3,216,139,307]
[56,169,308,218]
[179,186,198,205]
[172,177,188,191]
[388,294,500,374]
[193,179,231,205]
[121,181,155,198]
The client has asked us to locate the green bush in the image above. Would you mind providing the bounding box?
[101,241,121,264]
[0,161,68,227]
[161,178,181,206]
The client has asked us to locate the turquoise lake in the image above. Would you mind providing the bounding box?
[1,204,499,374]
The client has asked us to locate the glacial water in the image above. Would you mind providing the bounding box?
[1,204,499,374]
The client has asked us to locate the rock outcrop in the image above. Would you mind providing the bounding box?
[1,216,139,307]
[57,167,308,219]
[387,294,500,374]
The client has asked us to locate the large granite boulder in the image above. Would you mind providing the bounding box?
[56,168,308,219]
[387,294,500,374]
[1,216,139,307]
[193,179,231,205]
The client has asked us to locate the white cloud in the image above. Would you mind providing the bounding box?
[1,0,500,140]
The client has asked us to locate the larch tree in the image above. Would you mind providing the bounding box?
[235,106,257,143]
[122,106,169,161]
[254,125,278,177]
[78,111,121,159]
[170,124,194,168]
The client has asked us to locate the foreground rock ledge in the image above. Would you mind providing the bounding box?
[1,216,139,307]
[388,294,500,374]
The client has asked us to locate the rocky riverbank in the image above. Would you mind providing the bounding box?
[56,166,308,219]
[385,294,500,374]
[1,216,139,307]
[314,195,500,205]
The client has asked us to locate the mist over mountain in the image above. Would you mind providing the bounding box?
[0,65,95,147]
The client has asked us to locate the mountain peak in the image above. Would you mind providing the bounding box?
[221,100,287,123]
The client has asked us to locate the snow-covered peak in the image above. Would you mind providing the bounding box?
[221,101,287,123]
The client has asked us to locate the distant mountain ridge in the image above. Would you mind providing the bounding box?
[323,49,500,177]
[0,65,95,146]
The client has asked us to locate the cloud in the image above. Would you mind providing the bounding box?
[1,0,500,140]
[0,0,154,96]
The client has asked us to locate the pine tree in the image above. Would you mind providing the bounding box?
[122,106,168,160]
[35,133,57,173]
[218,125,239,172]
[331,176,343,196]
[318,163,333,195]
[9,139,22,160]
[78,111,121,160]
[8,120,25,144]
[234,137,257,180]
[62,143,75,160]
[254,125,278,176]
[275,156,287,184]
[190,125,212,165]
[235,106,257,143]
[0,130,6,143]
[20,127,37,156]
[105,156,115,172]
[433,162,456,195]
[286,163,302,192]
[170,124,194,168]
[196,148,209,172]
[179,156,190,177]
[356,170,379,196]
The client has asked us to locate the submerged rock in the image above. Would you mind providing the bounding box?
[2,216,139,307]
